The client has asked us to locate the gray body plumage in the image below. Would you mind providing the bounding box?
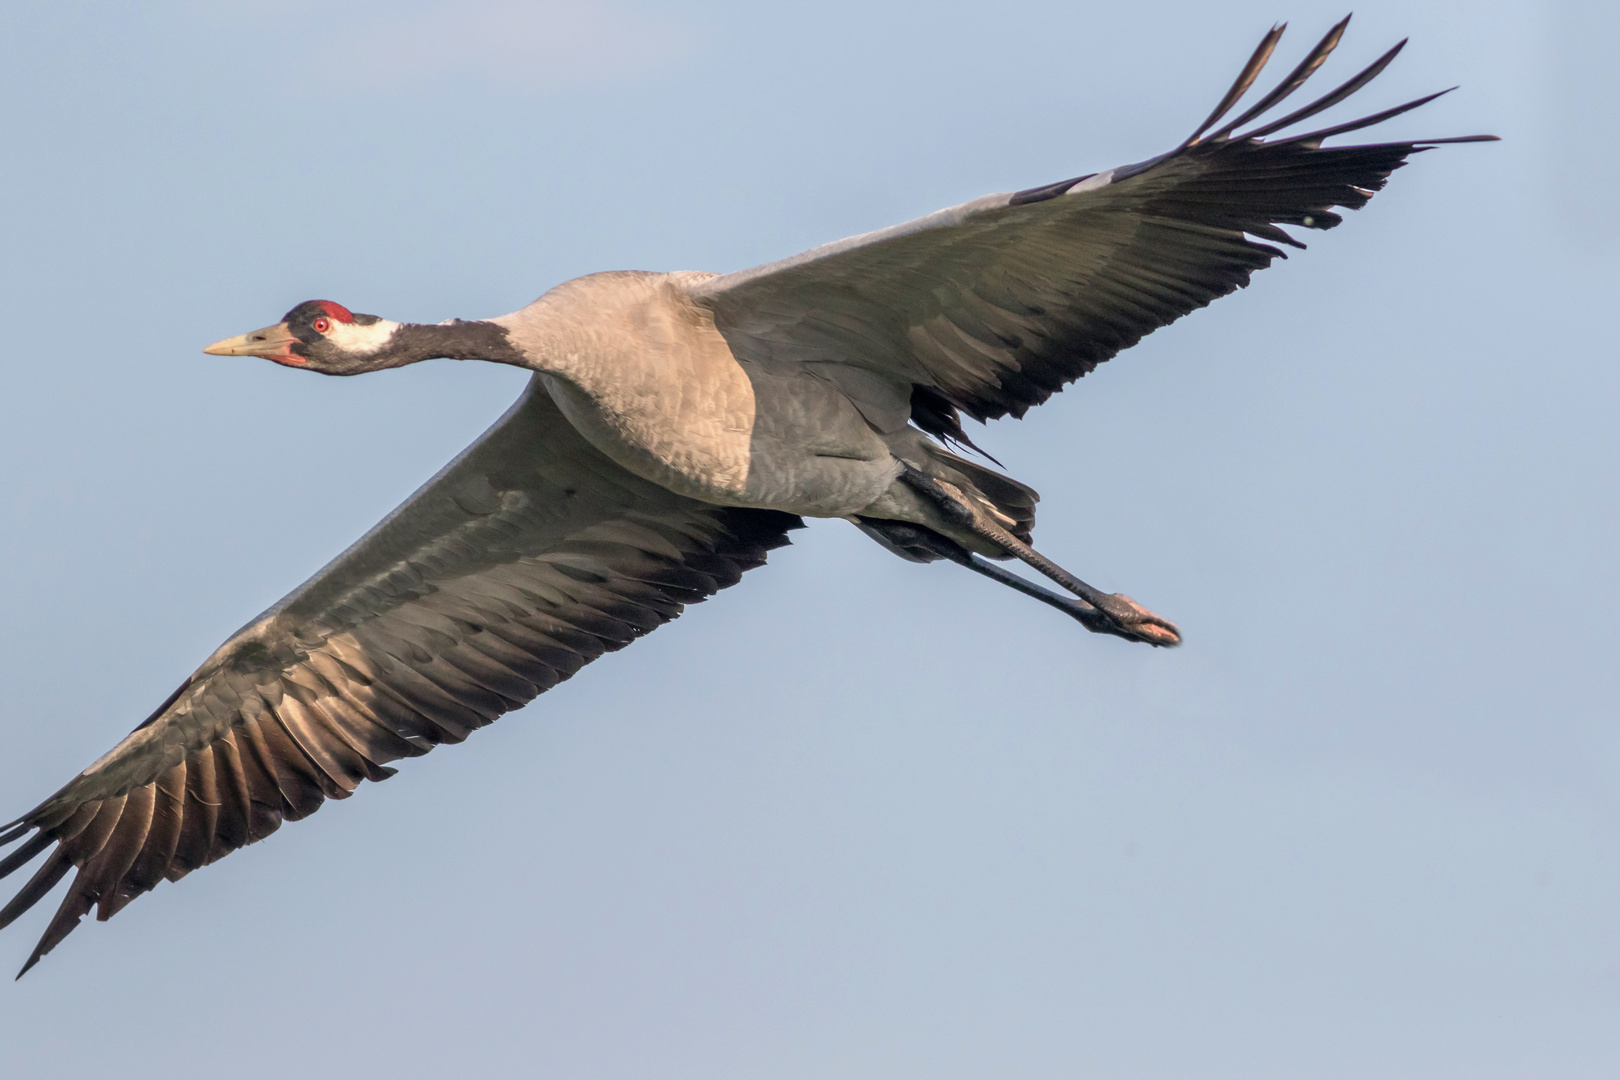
[496,271,909,519]
[0,18,1493,976]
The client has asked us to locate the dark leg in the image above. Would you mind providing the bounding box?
[856,517,1179,647]
[959,551,1127,638]
[896,468,1182,647]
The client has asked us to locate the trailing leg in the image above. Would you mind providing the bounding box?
[855,518,1180,647]
[893,467,1181,647]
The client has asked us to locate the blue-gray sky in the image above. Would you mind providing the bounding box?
[0,1,1614,1077]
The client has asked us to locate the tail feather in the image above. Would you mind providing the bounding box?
[924,444,1038,545]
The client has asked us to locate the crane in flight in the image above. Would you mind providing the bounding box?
[0,17,1492,976]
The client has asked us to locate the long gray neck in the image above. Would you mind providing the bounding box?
[388,320,527,367]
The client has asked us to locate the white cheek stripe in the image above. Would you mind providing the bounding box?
[326,319,400,355]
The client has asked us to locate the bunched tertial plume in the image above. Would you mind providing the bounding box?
[0,16,1493,977]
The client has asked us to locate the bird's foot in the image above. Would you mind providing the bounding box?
[1087,593,1182,647]
[975,563,1180,648]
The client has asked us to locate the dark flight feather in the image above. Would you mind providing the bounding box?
[0,378,800,976]
[697,18,1496,430]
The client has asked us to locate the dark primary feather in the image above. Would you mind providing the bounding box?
[0,376,801,976]
[695,16,1495,428]
[1200,19,1347,142]
[1183,21,1287,145]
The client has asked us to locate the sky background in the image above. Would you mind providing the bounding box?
[0,0,1614,1076]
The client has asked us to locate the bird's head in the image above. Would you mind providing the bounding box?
[204,300,404,375]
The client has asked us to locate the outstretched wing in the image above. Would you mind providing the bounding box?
[0,376,801,976]
[693,17,1494,441]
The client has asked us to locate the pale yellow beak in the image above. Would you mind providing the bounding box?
[203,322,300,357]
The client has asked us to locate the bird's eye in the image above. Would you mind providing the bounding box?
[312,317,331,334]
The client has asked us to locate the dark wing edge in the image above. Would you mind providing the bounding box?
[964,18,1496,423]
[0,379,803,977]
[695,15,1496,432]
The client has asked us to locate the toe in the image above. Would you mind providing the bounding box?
[1132,619,1182,648]
[1101,593,1182,647]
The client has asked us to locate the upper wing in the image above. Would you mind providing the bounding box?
[692,18,1494,439]
[0,375,801,976]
